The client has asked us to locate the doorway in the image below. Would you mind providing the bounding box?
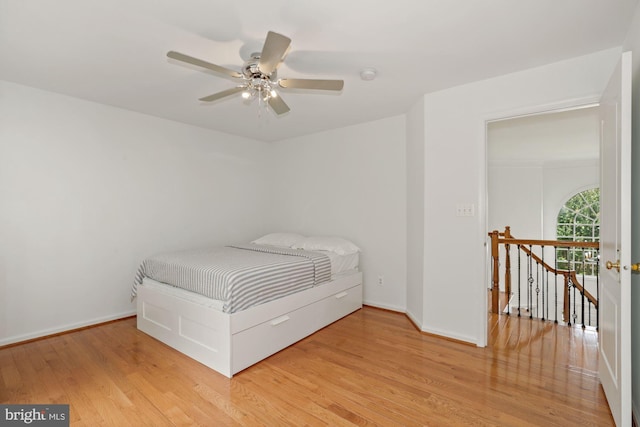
[486,105,601,342]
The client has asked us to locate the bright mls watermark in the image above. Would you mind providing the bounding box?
[1,405,69,426]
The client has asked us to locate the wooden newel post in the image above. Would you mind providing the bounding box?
[489,230,500,313]
[503,226,511,312]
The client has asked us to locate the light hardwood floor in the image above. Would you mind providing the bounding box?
[0,306,613,426]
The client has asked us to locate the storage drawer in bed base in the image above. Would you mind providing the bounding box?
[137,273,363,378]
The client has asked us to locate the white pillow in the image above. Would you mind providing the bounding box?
[293,236,360,255]
[251,232,306,248]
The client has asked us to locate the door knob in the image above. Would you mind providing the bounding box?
[606,260,620,272]
[632,263,640,272]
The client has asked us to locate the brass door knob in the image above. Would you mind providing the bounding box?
[606,260,621,272]
[632,263,640,272]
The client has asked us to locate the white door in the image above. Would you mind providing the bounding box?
[599,51,632,427]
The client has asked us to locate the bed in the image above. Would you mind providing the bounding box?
[133,233,363,378]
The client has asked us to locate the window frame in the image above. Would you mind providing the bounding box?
[555,187,600,276]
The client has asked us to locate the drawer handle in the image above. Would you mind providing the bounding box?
[270,315,290,326]
[335,291,348,299]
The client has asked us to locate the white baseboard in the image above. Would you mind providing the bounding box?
[405,309,422,330]
[364,303,477,345]
[0,310,137,346]
[420,324,479,346]
[362,299,405,313]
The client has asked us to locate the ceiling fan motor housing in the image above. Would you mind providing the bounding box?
[243,53,275,79]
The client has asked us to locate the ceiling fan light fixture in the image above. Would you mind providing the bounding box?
[241,90,252,99]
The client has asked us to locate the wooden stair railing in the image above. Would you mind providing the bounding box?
[489,226,599,327]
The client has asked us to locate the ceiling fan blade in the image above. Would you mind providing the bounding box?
[258,31,291,76]
[167,51,242,79]
[268,94,290,115]
[278,78,344,91]
[199,86,245,102]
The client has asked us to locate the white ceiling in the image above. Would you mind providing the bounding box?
[1,0,637,142]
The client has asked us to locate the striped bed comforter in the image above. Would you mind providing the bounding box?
[132,244,331,314]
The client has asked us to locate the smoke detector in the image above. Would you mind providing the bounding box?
[359,68,377,81]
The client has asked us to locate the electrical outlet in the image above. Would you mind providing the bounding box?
[378,275,384,286]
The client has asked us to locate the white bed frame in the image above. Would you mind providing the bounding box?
[136,271,362,377]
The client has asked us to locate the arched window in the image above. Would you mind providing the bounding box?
[556,188,599,275]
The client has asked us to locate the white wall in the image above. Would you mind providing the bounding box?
[268,116,407,311]
[487,108,601,165]
[488,107,601,241]
[406,99,425,326]
[488,166,543,240]
[622,2,640,422]
[0,81,271,345]
[420,47,620,345]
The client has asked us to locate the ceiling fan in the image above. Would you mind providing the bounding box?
[167,31,344,115]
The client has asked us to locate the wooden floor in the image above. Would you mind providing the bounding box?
[0,307,613,426]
